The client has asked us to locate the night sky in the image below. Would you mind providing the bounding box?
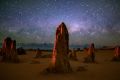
[0,0,120,46]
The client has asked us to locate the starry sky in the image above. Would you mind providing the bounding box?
[0,0,120,46]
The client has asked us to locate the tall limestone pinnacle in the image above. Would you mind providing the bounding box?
[47,22,72,73]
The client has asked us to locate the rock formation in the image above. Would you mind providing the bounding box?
[112,46,120,61]
[17,47,26,55]
[11,40,19,62]
[84,43,95,63]
[1,37,19,63]
[114,46,120,58]
[34,49,42,58]
[69,49,78,60]
[47,22,72,73]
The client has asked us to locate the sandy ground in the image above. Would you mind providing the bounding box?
[0,50,120,80]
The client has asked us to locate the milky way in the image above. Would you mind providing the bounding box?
[0,0,120,46]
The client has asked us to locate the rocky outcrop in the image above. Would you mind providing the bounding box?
[84,43,95,63]
[69,49,78,61]
[1,37,19,63]
[112,46,120,61]
[34,49,42,58]
[47,22,72,73]
[17,47,26,55]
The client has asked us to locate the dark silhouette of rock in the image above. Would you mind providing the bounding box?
[1,37,19,63]
[69,49,78,61]
[17,47,26,55]
[84,43,95,63]
[0,48,2,56]
[34,49,42,58]
[46,22,72,73]
[34,49,52,58]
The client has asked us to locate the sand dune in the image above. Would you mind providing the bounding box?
[0,50,120,80]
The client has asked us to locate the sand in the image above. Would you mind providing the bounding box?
[0,50,120,80]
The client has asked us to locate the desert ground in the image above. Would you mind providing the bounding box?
[0,50,120,80]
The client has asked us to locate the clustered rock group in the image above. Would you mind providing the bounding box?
[0,22,120,73]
